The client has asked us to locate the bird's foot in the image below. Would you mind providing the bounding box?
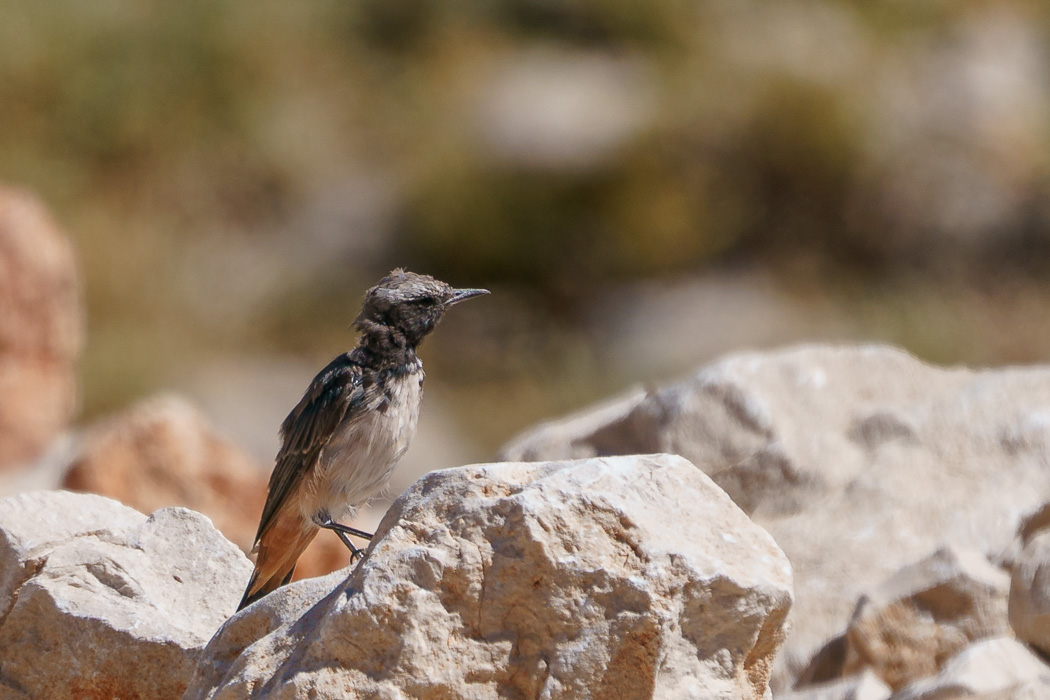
[316,513,374,563]
[333,529,366,563]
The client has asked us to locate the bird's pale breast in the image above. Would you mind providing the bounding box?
[302,364,423,522]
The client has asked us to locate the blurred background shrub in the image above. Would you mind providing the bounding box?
[3,0,1050,455]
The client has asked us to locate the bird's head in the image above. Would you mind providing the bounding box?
[355,269,488,348]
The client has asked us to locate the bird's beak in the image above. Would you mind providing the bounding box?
[447,288,490,306]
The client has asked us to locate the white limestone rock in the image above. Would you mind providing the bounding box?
[187,455,793,699]
[501,345,1050,689]
[888,638,1050,700]
[0,490,145,617]
[778,671,891,700]
[0,490,252,699]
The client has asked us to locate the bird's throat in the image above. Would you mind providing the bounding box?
[356,322,418,369]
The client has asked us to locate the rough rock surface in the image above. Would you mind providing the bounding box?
[0,490,251,699]
[0,490,144,615]
[1008,529,1050,657]
[501,345,1050,687]
[61,394,350,581]
[186,455,793,699]
[888,638,1050,700]
[0,186,81,469]
[843,546,1011,690]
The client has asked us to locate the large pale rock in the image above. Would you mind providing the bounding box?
[1008,529,1050,656]
[501,345,1050,687]
[187,455,794,699]
[0,186,81,469]
[888,638,1050,700]
[0,490,251,699]
[778,671,891,700]
[843,546,1011,690]
[0,490,144,617]
[969,683,1050,700]
[61,394,349,582]
[0,491,249,696]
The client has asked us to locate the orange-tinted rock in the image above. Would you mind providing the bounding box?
[0,186,81,468]
[295,534,352,581]
[62,394,352,581]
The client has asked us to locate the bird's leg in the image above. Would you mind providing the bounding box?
[315,512,372,563]
[325,522,374,541]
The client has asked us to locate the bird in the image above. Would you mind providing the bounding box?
[238,269,488,610]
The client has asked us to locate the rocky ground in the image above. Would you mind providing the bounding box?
[4,188,1050,698]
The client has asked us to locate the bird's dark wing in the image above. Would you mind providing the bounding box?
[253,354,367,544]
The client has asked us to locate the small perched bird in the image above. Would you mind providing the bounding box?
[238,269,488,610]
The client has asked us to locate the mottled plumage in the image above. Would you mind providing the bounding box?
[238,270,487,610]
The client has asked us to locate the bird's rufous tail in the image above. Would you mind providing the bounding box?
[238,510,318,611]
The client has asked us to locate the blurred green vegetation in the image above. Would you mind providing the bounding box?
[3,0,1050,439]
